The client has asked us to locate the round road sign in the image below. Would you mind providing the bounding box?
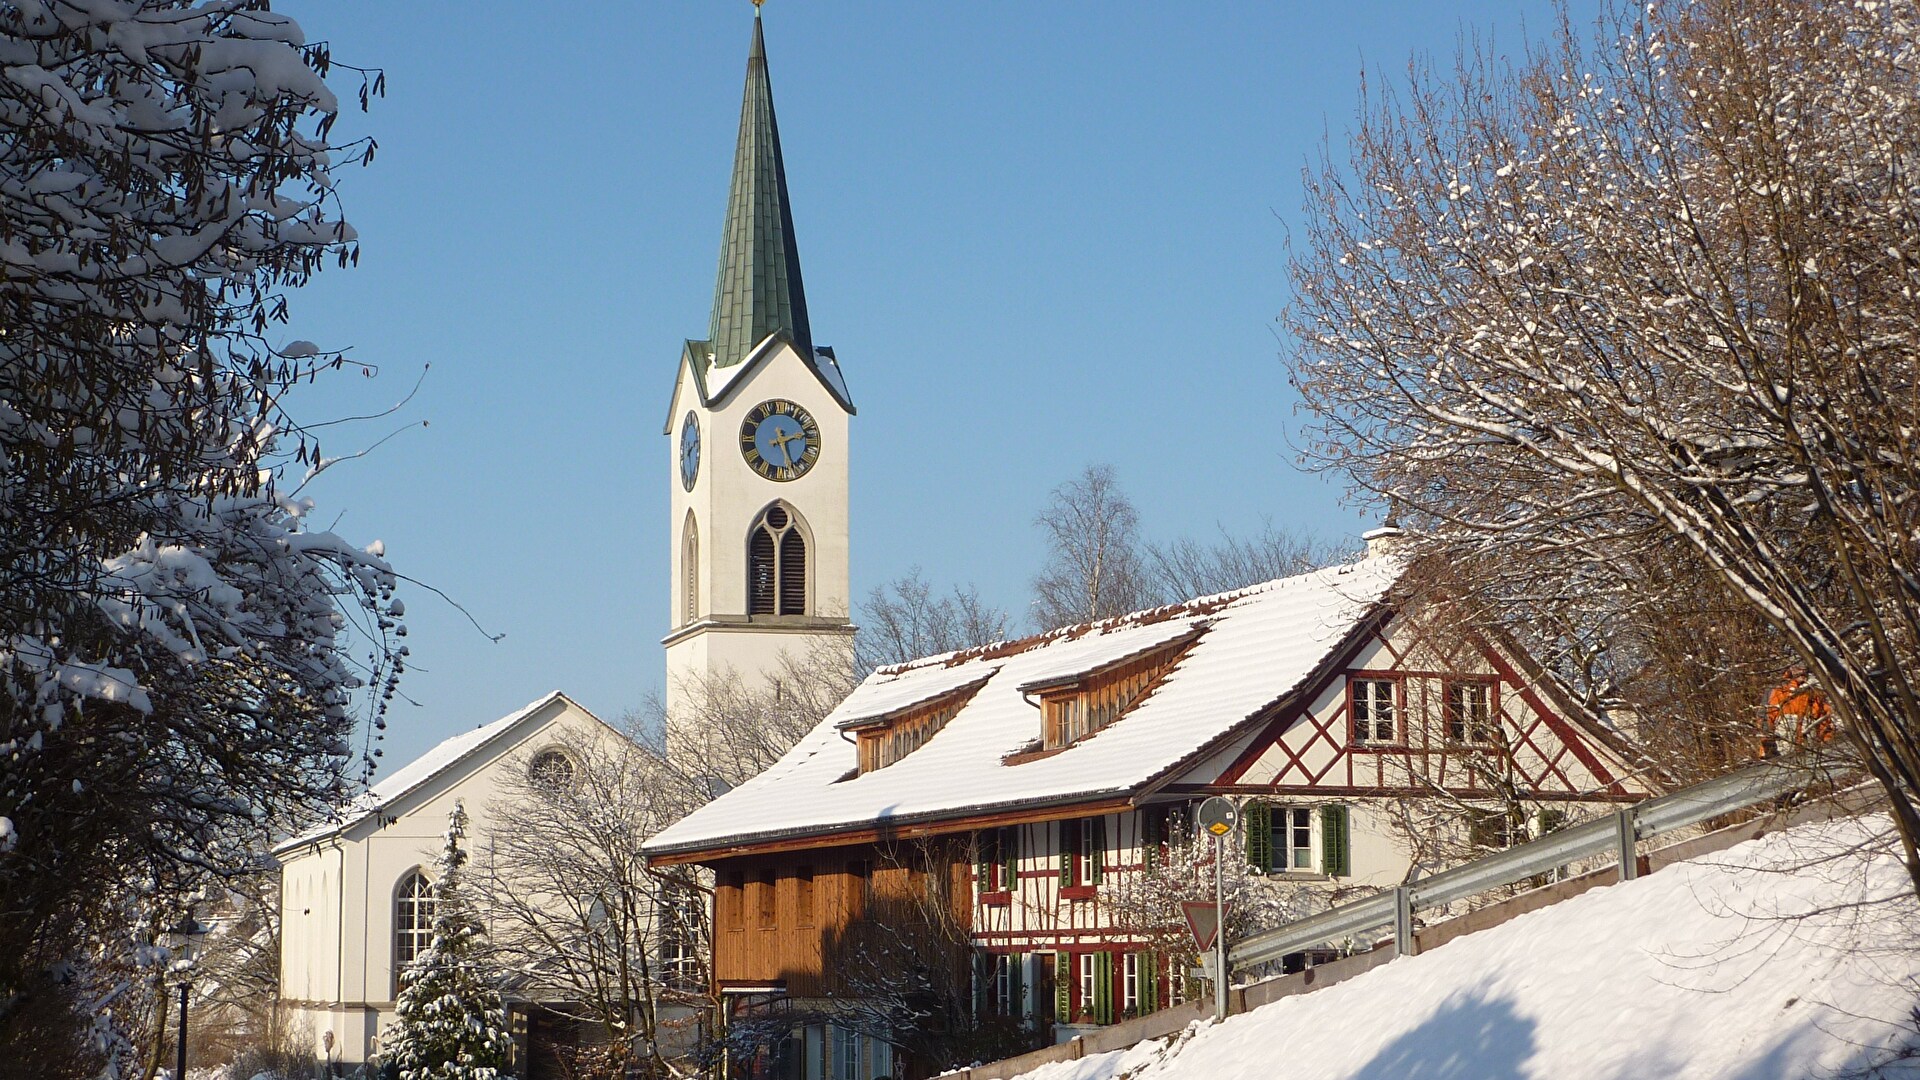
[1197,796,1238,837]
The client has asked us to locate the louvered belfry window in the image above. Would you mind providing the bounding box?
[748,503,807,616]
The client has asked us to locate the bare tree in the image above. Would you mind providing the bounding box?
[476,732,708,1080]
[1031,465,1153,630]
[1286,0,1920,892]
[856,570,1010,675]
[658,643,861,797]
[1142,521,1343,603]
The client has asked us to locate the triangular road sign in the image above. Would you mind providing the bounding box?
[1182,900,1220,951]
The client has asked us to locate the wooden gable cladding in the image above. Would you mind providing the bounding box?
[710,838,972,999]
[1203,601,1644,801]
[848,681,987,775]
[1035,633,1199,751]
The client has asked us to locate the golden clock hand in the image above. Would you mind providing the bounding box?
[769,426,803,467]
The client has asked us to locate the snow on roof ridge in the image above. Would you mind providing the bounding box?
[873,555,1390,679]
[272,689,573,854]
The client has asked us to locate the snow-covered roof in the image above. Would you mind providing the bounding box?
[645,557,1403,859]
[272,690,576,855]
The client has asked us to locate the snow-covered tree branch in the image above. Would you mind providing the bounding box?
[1286,0,1920,891]
[0,1,400,1069]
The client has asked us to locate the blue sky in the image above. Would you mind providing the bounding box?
[273,2,1596,770]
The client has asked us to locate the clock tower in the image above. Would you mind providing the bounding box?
[663,11,856,742]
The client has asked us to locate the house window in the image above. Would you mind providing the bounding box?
[1075,952,1114,1024]
[1278,806,1314,871]
[990,952,1022,1016]
[1245,804,1351,877]
[394,870,435,975]
[748,503,808,616]
[659,881,704,992]
[1351,677,1398,744]
[832,1025,859,1080]
[796,865,815,927]
[1446,681,1497,745]
[978,827,1017,895]
[1060,819,1103,889]
[1121,953,1140,1013]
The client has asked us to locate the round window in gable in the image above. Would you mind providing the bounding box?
[529,749,575,792]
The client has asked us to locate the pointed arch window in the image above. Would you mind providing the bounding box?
[394,870,435,978]
[748,503,808,616]
[682,512,700,625]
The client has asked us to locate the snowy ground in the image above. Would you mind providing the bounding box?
[1016,816,1920,1080]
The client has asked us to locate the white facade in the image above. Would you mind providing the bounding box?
[662,333,856,742]
[274,692,626,1071]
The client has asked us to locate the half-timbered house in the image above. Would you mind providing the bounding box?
[643,539,1654,1078]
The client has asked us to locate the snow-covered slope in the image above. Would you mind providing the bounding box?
[1017,817,1920,1080]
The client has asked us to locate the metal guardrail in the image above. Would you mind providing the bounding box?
[1229,755,1823,971]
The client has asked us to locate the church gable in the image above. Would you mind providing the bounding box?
[1206,600,1643,801]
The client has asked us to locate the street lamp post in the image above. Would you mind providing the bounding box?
[163,915,208,1080]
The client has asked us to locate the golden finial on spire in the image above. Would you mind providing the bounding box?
[752,0,764,8]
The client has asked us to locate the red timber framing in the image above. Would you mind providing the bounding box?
[1205,601,1633,800]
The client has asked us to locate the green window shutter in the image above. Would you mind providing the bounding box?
[1055,952,1072,1020]
[1091,817,1106,884]
[1010,953,1025,1019]
[1092,952,1114,1024]
[1139,952,1159,1013]
[1141,812,1161,871]
[1059,822,1074,886]
[977,833,993,895]
[1321,804,1351,878]
[1243,801,1273,873]
[973,951,991,1019]
[1003,827,1020,891]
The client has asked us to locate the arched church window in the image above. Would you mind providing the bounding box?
[394,870,435,976]
[682,512,700,624]
[748,503,808,616]
[529,749,575,792]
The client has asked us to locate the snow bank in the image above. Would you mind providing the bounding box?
[1013,816,1920,1080]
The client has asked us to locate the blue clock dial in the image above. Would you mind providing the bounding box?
[740,399,821,482]
[679,412,701,492]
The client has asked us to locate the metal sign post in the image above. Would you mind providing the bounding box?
[1195,796,1238,1023]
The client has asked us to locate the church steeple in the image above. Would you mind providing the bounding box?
[707,13,811,371]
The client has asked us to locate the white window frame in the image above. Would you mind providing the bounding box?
[1121,953,1140,1013]
[1351,677,1399,744]
[1446,680,1498,746]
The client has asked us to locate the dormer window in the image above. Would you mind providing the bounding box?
[837,675,993,774]
[1026,632,1200,751]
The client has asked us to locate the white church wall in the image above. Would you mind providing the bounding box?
[276,694,624,1068]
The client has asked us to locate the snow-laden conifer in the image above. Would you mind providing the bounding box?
[384,803,512,1080]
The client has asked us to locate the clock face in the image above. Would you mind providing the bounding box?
[740,399,821,482]
[679,412,701,492]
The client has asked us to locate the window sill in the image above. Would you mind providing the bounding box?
[1060,885,1099,901]
[978,890,1012,907]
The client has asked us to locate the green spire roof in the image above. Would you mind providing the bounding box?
[707,14,811,370]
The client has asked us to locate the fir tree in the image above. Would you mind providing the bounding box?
[383,802,513,1080]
